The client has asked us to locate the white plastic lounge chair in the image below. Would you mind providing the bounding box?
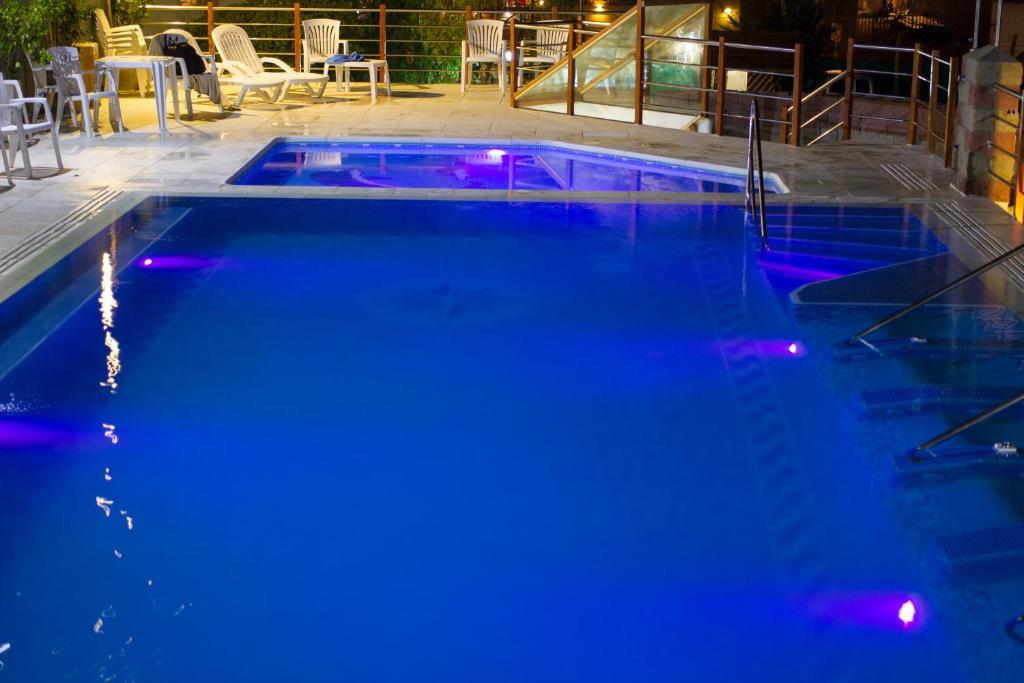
[461,19,507,93]
[47,46,124,138]
[95,9,150,97]
[517,24,568,87]
[301,19,351,74]
[1,75,64,180]
[212,24,326,105]
[155,29,225,114]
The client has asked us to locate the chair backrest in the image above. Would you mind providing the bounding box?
[212,24,263,74]
[46,46,85,98]
[466,19,504,60]
[162,28,206,56]
[0,74,16,129]
[302,19,341,59]
[21,50,49,90]
[534,25,569,62]
[95,9,146,56]
[159,29,211,72]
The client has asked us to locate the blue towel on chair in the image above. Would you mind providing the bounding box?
[326,52,364,65]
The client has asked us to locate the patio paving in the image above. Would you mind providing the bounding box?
[0,81,1020,301]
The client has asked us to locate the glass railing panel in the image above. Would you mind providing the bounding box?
[515,61,569,114]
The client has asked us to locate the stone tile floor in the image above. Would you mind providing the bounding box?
[0,82,1019,292]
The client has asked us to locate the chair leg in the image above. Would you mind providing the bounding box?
[49,124,64,172]
[80,98,94,138]
[18,133,33,180]
[235,86,248,109]
[1,139,12,187]
[461,62,469,93]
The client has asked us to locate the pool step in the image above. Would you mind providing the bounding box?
[937,524,1024,571]
[860,384,1021,417]
[766,237,939,261]
[835,338,1024,363]
[894,444,1024,483]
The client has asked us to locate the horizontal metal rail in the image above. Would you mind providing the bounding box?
[807,121,844,146]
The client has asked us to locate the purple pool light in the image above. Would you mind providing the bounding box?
[802,591,927,632]
[137,255,222,270]
[756,339,807,359]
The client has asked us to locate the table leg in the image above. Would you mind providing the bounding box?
[370,65,377,105]
[168,65,181,123]
[384,63,391,96]
[152,65,168,133]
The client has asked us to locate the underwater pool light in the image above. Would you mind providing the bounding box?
[142,258,153,267]
[898,600,916,628]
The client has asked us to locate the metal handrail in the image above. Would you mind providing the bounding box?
[850,241,1024,342]
[745,100,768,248]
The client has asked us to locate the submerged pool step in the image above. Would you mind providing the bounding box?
[861,384,1022,417]
[767,237,939,261]
[937,525,1024,571]
[894,444,1024,483]
[835,338,1024,364]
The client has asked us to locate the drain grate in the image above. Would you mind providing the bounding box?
[880,163,939,192]
[861,384,1021,416]
[938,524,1024,567]
[0,188,122,279]
[930,200,1024,290]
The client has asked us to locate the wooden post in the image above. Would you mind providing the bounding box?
[907,42,922,144]
[714,36,725,135]
[293,3,300,71]
[566,20,576,115]
[379,3,386,59]
[926,49,940,155]
[207,1,214,55]
[943,56,959,168]
[509,17,517,107]
[842,37,854,141]
[634,0,644,125]
[791,43,803,146]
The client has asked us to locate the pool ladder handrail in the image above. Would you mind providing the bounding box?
[745,99,769,249]
[849,240,1024,452]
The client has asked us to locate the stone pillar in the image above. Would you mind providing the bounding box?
[954,46,1023,203]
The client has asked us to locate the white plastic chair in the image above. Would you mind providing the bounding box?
[156,29,225,114]
[212,24,326,105]
[517,24,568,87]
[1,75,64,180]
[95,9,150,97]
[21,51,59,122]
[301,19,350,74]
[461,19,507,93]
[47,46,124,138]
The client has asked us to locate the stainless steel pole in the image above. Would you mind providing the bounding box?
[974,0,983,48]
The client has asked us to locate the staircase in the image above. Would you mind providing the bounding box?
[513,2,707,130]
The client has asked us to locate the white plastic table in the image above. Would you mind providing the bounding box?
[95,55,183,133]
[325,59,391,104]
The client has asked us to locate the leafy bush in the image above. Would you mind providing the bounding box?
[0,0,89,76]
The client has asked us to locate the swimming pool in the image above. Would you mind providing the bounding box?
[228,138,786,193]
[0,196,1021,681]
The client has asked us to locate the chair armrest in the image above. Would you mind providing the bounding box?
[3,79,25,99]
[109,24,143,34]
[217,60,255,77]
[203,54,218,73]
[13,97,55,124]
[338,39,350,54]
[260,57,293,73]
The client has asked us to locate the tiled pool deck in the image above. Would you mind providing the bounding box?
[1,83,1021,300]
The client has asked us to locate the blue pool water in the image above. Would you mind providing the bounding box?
[228,139,781,193]
[0,197,1022,681]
